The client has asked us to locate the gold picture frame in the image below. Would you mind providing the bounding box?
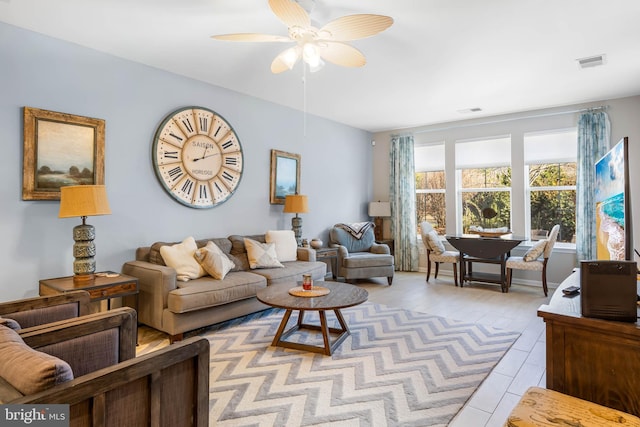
[22,107,105,201]
[270,149,300,205]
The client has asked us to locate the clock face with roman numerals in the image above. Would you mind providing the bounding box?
[152,107,243,208]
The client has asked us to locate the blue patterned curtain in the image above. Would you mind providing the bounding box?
[576,111,610,261]
[389,135,419,271]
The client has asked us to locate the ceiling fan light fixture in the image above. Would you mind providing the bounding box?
[280,46,301,69]
[308,56,325,72]
[302,43,321,67]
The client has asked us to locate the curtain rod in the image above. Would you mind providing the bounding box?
[414,105,609,134]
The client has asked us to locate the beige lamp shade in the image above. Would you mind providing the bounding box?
[283,194,309,214]
[59,185,111,218]
[368,201,391,217]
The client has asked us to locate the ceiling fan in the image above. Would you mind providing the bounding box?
[211,0,393,73]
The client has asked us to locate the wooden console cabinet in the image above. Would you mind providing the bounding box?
[537,271,640,417]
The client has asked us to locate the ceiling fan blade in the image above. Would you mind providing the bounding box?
[268,0,310,29]
[211,33,291,42]
[319,14,393,41]
[318,42,366,68]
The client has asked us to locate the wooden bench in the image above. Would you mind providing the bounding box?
[505,387,640,426]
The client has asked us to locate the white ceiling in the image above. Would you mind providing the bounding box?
[2,0,640,132]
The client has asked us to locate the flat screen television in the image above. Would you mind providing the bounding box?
[594,137,633,261]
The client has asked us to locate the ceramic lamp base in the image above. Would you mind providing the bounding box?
[72,222,96,276]
[291,215,303,246]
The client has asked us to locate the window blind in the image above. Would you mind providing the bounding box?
[455,136,511,168]
[524,129,577,164]
[414,143,445,172]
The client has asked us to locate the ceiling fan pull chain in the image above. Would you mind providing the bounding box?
[302,64,307,137]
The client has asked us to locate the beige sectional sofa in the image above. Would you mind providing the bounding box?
[122,233,326,342]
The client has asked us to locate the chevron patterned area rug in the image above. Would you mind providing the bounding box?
[201,302,519,427]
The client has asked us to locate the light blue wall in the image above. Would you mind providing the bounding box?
[0,22,373,300]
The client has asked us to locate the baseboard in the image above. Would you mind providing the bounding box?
[416,267,558,290]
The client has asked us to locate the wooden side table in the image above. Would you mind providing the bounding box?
[315,247,339,279]
[376,239,394,256]
[39,272,139,311]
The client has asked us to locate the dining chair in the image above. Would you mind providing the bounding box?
[420,221,460,286]
[505,224,560,296]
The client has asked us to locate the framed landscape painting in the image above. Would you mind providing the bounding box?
[270,149,300,204]
[22,107,105,200]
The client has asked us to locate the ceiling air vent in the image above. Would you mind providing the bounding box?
[458,107,483,114]
[577,54,605,69]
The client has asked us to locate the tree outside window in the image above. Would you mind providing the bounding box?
[528,163,576,243]
[416,171,445,234]
[415,143,446,235]
[460,167,511,232]
[524,129,577,243]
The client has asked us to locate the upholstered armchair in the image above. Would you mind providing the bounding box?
[329,222,394,285]
[420,221,460,286]
[0,290,90,330]
[505,224,560,296]
[1,307,209,426]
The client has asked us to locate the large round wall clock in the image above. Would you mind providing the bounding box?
[152,106,243,208]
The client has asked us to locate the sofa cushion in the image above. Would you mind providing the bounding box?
[343,253,394,269]
[194,241,235,280]
[0,376,23,403]
[168,272,267,313]
[265,230,298,262]
[244,238,284,269]
[251,261,327,285]
[0,325,74,395]
[149,241,170,265]
[228,234,267,270]
[160,236,206,282]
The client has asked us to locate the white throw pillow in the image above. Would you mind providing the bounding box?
[265,230,298,262]
[244,238,284,269]
[194,241,235,280]
[160,236,206,281]
[426,230,446,255]
[523,239,547,261]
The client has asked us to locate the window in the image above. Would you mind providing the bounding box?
[456,137,511,233]
[524,129,577,243]
[415,143,445,234]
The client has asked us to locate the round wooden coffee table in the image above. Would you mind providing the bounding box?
[257,281,368,356]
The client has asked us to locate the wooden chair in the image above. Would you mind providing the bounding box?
[420,221,460,286]
[1,307,209,426]
[0,290,90,329]
[506,224,560,296]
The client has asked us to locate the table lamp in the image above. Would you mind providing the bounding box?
[368,201,391,241]
[59,185,111,283]
[283,194,308,246]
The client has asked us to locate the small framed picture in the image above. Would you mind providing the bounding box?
[22,107,105,200]
[270,149,300,204]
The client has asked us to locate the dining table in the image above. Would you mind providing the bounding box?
[445,233,525,292]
